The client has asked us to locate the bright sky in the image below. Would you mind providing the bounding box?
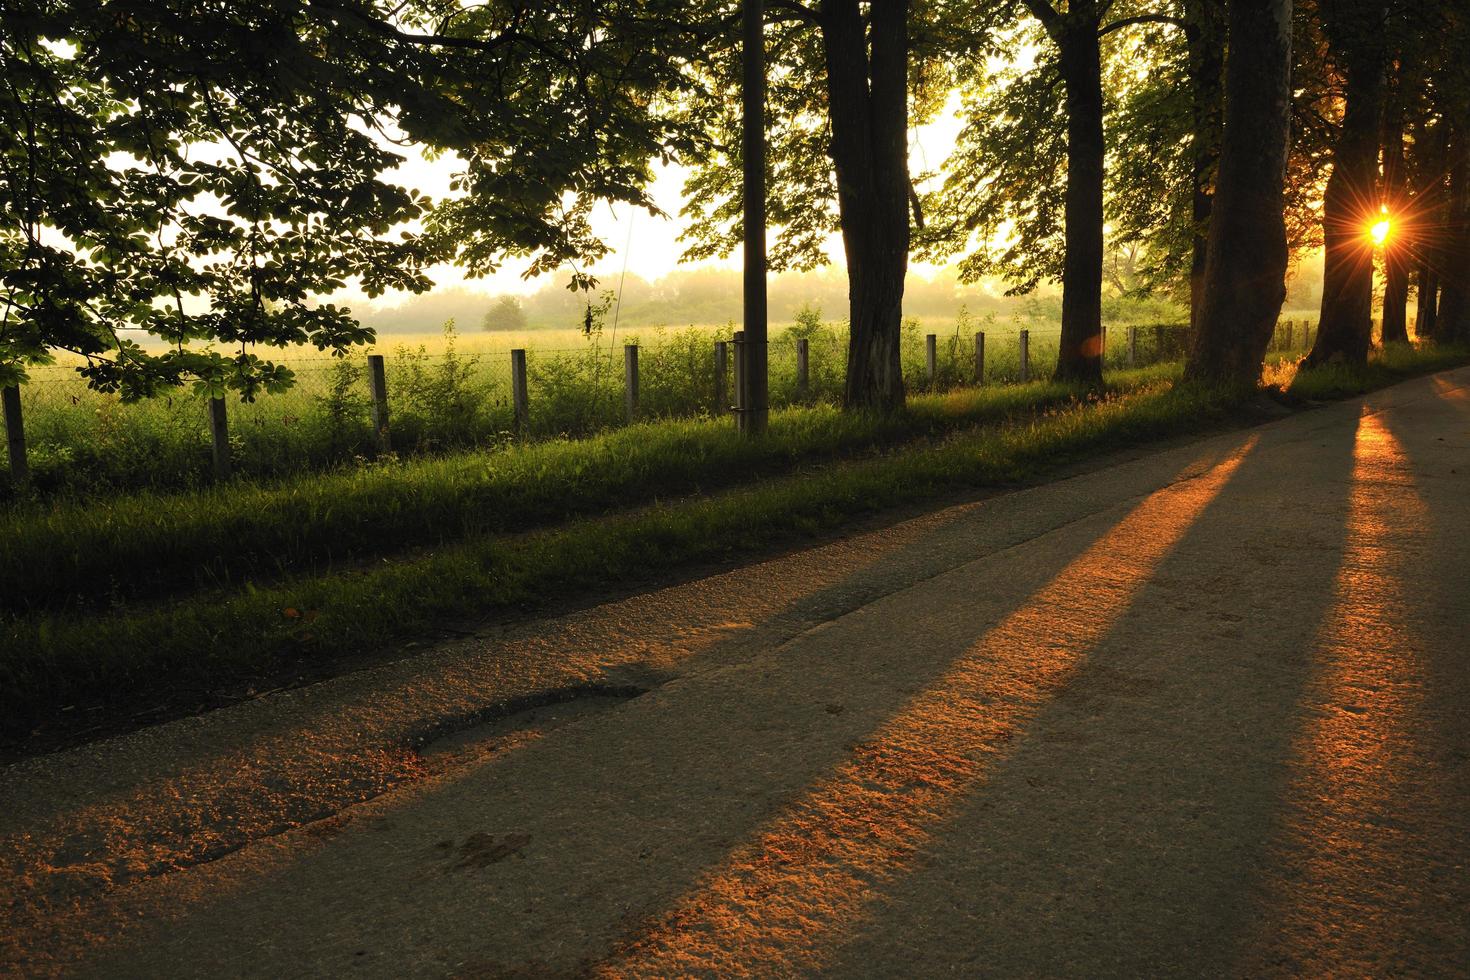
[355,103,967,310]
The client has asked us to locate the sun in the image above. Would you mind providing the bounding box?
[1370,206,1391,246]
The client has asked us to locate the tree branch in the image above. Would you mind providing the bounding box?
[1021,0,1064,33]
[766,0,824,26]
[1098,14,1188,37]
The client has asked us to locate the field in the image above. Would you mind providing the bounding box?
[3,309,1243,498]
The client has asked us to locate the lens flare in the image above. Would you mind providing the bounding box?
[1370,204,1391,246]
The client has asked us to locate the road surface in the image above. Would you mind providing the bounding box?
[4,368,1469,977]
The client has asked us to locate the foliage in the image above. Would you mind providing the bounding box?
[918,7,1203,298]
[0,0,703,399]
[481,295,529,332]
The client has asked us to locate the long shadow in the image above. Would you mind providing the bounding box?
[800,402,1367,977]
[586,431,1320,976]
[13,440,1241,972]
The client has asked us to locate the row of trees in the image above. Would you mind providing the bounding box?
[2,0,1468,412]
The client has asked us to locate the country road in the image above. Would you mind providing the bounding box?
[4,368,1469,978]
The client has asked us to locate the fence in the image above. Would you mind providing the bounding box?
[2,319,1317,497]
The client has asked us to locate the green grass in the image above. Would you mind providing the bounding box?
[3,333,1442,743]
[0,367,1176,615]
[4,318,1195,498]
[1286,341,1470,399]
[0,376,1234,737]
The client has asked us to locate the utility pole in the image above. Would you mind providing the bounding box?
[740,0,768,435]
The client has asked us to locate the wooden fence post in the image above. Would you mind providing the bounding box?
[733,330,745,419]
[925,333,937,386]
[209,395,231,480]
[367,353,391,451]
[714,340,728,414]
[2,384,27,486]
[1127,326,1138,368]
[1019,329,1030,383]
[510,349,529,434]
[796,337,809,394]
[974,331,985,384]
[624,344,639,423]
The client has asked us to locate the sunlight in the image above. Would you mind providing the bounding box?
[601,441,1257,976]
[1370,206,1391,246]
[1370,218,1391,246]
[1236,410,1436,973]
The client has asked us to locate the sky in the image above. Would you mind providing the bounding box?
[352,102,968,311]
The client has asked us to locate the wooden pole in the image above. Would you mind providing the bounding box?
[624,344,639,424]
[367,353,391,452]
[209,395,231,480]
[925,334,937,387]
[1019,329,1030,382]
[796,337,809,393]
[510,349,529,434]
[974,331,986,384]
[1127,326,1138,368]
[2,384,27,486]
[733,331,746,415]
[714,340,728,414]
[740,0,768,435]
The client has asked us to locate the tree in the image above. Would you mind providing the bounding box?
[481,295,529,332]
[1379,51,1413,344]
[0,0,695,399]
[1184,0,1293,383]
[680,0,947,412]
[923,0,1222,387]
[1302,0,1389,368]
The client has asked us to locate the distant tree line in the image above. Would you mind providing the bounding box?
[3,0,1467,410]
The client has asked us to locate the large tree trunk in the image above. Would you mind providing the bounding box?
[1183,0,1292,384]
[1438,122,1470,343]
[822,0,910,412]
[1379,62,1411,344]
[1304,11,1387,367]
[1185,0,1227,332]
[1053,19,1105,385]
[1414,264,1437,338]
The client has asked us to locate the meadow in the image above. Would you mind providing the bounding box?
[2,307,1237,499]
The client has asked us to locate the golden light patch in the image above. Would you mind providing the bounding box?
[601,441,1258,977]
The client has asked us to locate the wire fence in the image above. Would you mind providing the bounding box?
[1,318,1317,498]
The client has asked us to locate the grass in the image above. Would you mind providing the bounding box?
[5,330,1438,745]
[0,367,1173,615]
[4,317,1194,498]
[0,376,1234,737]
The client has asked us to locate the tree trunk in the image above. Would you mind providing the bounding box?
[822,0,910,412]
[1053,19,1105,385]
[1379,61,1411,344]
[1414,264,1437,338]
[1304,16,1387,367]
[1185,0,1227,332]
[1438,122,1470,343]
[1183,0,1293,384]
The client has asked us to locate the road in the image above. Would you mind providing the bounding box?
[4,368,1469,977]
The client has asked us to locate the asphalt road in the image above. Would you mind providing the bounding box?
[4,368,1468,977]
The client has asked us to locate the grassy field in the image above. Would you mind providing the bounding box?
[4,336,1460,746]
[3,313,1206,499]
